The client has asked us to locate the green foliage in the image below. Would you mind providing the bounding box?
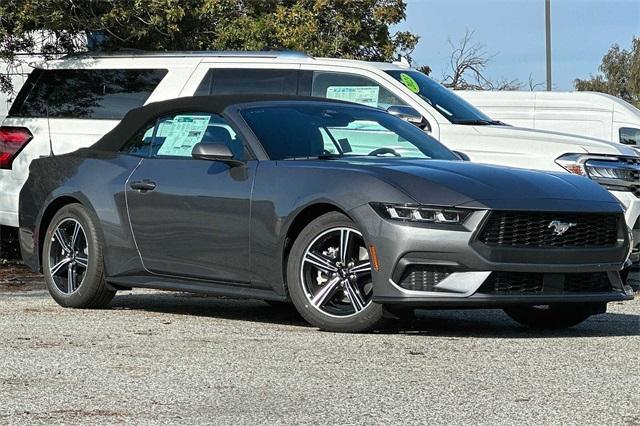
[0,0,420,93]
[575,37,640,108]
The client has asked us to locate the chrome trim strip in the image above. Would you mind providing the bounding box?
[388,271,492,298]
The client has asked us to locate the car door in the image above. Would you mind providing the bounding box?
[125,111,256,284]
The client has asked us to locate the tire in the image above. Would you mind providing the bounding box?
[286,212,385,332]
[620,267,630,285]
[503,303,603,329]
[42,203,115,308]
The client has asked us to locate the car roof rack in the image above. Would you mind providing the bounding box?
[60,49,313,60]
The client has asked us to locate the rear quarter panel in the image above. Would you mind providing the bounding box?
[3,59,199,228]
[19,151,142,275]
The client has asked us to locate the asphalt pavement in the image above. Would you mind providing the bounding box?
[0,279,638,425]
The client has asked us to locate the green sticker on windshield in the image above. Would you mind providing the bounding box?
[399,73,420,94]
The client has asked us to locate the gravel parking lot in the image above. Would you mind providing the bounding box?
[0,266,638,425]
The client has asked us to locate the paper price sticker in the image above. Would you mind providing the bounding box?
[156,115,212,157]
[326,86,380,107]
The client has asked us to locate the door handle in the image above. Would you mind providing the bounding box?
[129,180,157,192]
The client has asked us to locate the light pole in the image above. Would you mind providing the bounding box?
[545,0,552,91]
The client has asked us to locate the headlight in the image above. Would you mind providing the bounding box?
[555,153,640,189]
[555,153,589,176]
[371,203,472,224]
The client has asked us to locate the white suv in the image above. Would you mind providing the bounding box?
[1,51,639,268]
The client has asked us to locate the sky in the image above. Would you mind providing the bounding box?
[394,0,639,91]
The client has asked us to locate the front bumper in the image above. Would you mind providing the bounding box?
[350,204,634,306]
[611,190,640,264]
[376,289,633,306]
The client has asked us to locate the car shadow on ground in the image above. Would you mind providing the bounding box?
[109,291,640,339]
[110,292,309,326]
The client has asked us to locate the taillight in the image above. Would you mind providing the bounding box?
[0,126,33,169]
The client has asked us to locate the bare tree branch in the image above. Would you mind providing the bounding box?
[442,30,522,91]
[528,73,545,91]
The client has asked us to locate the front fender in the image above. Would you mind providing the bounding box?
[250,161,415,292]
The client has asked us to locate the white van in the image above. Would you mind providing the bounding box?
[1,51,639,268]
[457,90,640,149]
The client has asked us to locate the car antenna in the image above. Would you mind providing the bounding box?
[46,105,55,157]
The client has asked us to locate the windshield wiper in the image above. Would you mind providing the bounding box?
[317,153,381,160]
[317,153,346,160]
[454,119,505,126]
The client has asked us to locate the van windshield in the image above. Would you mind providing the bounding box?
[386,70,501,125]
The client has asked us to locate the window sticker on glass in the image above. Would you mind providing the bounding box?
[142,127,154,140]
[156,115,211,157]
[399,73,420,94]
[326,86,380,107]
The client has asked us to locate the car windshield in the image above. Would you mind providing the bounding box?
[240,103,459,161]
[386,70,500,125]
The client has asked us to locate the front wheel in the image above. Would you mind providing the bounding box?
[286,212,384,332]
[620,266,631,285]
[503,304,604,329]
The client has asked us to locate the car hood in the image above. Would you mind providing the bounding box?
[326,158,622,212]
[473,125,639,156]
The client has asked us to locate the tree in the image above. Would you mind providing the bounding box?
[527,73,545,91]
[441,30,521,91]
[575,37,640,108]
[0,0,420,94]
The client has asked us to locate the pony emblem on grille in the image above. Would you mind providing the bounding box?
[548,220,577,236]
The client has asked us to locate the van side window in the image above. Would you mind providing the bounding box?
[9,69,167,119]
[151,112,245,160]
[194,69,298,96]
[311,72,407,110]
[121,122,156,157]
[620,127,640,146]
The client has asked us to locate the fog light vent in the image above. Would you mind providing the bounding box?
[398,266,452,292]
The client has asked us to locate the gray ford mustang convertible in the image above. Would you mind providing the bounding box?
[19,95,634,332]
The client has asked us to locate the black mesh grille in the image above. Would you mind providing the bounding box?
[565,273,612,293]
[478,212,619,248]
[478,272,612,294]
[398,266,451,292]
[483,272,544,293]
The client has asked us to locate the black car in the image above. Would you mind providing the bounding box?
[19,95,633,332]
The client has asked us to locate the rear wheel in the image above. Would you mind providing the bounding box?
[286,212,384,332]
[503,303,604,329]
[42,204,115,308]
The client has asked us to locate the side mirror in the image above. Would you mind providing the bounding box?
[191,143,244,166]
[453,150,470,161]
[387,105,431,131]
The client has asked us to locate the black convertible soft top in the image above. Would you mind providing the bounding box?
[91,94,359,152]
